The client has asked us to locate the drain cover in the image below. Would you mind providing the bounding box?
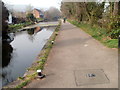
[74,69,110,86]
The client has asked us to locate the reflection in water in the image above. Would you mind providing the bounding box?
[2,34,14,86]
[2,26,56,86]
[27,28,35,42]
[27,27,44,42]
[2,43,13,68]
[2,31,14,68]
[2,42,13,87]
[26,27,43,36]
[27,28,35,35]
[34,27,43,33]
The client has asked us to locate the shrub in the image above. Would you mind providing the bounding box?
[109,29,120,39]
[26,13,36,22]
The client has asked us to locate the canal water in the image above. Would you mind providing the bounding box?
[1,26,56,86]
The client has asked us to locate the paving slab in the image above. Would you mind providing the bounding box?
[74,69,110,86]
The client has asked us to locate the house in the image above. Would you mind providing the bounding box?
[33,9,44,19]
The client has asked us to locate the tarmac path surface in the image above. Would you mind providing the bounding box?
[26,21,118,88]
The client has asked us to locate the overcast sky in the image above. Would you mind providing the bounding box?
[2,0,62,10]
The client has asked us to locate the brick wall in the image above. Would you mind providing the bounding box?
[33,9,40,18]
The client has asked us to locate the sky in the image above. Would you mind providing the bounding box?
[2,0,62,10]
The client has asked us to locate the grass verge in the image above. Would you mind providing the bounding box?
[68,20,118,48]
[3,21,61,89]
[8,22,33,31]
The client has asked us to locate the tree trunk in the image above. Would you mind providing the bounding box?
[113,2,119,16]
[118,1,120,15]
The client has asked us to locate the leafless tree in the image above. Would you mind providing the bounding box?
[44,7,61,20]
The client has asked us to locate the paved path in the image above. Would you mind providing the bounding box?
[26,21,118,88]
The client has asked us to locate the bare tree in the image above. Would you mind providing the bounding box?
[44,7,61,21]
[25,4,33,14]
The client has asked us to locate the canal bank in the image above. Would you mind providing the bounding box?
[3,21,61,88]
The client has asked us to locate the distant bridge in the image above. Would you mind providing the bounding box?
[18,21,59,31]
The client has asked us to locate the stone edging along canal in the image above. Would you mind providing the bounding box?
[3,21,61,89]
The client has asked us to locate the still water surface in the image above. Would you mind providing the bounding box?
[1,26,56,86]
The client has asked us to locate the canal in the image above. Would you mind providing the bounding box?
[1,26,56,86]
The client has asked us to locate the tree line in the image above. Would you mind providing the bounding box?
[1,0,61,35]
[60,1,120,39]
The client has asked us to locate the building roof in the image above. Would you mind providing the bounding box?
[34,9,41,12]
[34,8,44,15]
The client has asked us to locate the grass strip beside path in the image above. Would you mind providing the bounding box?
[68,20,118,48]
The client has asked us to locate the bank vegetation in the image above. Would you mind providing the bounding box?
[61,2,120,48]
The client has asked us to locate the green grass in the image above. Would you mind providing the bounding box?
[68,20,118,48]
[103,39,118,48]
[8,22,32,31]
[37,18,44,21]
[15,80,30,88]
